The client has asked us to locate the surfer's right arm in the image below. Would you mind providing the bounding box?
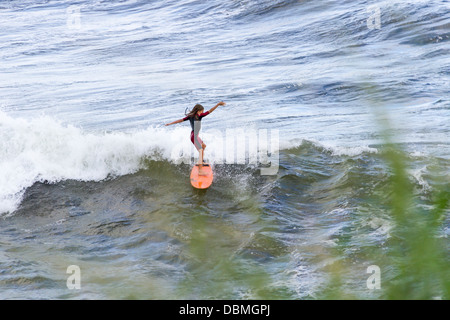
[165,117,188,126]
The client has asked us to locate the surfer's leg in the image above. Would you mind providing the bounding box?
[201,143,206,163]
[198,148,208,175]
[193,134,202,149]
[192,134,207,174]
[198,148,204,165]
[193,135,204,161]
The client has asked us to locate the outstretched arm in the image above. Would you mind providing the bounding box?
[208,101,226,114]
[165,118,185,126]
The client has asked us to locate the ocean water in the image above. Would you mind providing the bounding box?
[0,0,449,299]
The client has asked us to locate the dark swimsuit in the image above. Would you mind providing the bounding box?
[183,111,209,150]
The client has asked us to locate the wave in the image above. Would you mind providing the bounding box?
[280,138,378,157]
[0,111,385,215]
[0,111,168,214]
[1,107,445,216]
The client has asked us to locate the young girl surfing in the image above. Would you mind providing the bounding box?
[165,101,226,175]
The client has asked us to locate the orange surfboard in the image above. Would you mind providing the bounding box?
[190,163,213,189]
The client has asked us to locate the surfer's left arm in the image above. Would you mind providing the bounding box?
[208,101,226,114]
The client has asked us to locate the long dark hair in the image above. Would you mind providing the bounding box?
[185,104,204,119]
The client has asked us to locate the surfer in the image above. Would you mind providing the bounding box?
[165,101,226,175]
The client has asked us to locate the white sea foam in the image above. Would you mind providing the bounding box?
[408,166,432,192]
[0,111,188,215]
